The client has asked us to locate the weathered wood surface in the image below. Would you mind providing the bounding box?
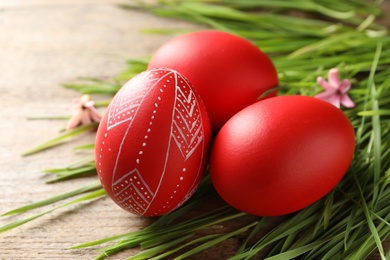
[0,1,199,259]
[0,1,388,259]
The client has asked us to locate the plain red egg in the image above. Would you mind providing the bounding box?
[209,95,355,216]
[95,68,211,217]
[148,30,278,132]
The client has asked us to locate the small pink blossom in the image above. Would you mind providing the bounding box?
[66,94,102,130]
[315,68,355,108]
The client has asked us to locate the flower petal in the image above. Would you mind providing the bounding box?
[320,94,341,108]
[317,76,333,91]
[66,113,82,130]
[80,112,92,126]
[84,100,96,108]
[315,68,355,109]
[66,94,102,129]
[340,94,355,108]
[89,107,102,122]
[338,79,352,93]
[315,89,336,99]
[328,68,341,86]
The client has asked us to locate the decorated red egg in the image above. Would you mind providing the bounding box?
[95,68,211,216]
[148,30,278,132]
[210,95,355,216]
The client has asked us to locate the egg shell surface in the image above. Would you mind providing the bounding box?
[148,30,278,132]
[210,95,355,216]
[95,68,211,216]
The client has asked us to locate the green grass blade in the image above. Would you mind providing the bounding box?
[236,217,267,254]
[45,165,97,183]
[344,204,359,250]
[63,82,121,95]
[1,180,102,216]
[0,186,105,233]
[72,232,136,249]
[128,233,194,260]
[367,43,383,208]
[21,123,98,156]
[358,109,390,116]
[175,221,258,260]
[264,236,335,260]
[353,172,387,259]
[148,234,221,260]
[74,143,95,150]
[0,208,57,234]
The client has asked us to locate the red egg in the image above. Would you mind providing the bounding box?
[95,68,211,216]
[148,30,278,132]
[209,95,355,216]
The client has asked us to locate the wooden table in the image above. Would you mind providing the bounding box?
[0,1,201,259]
[0,1,388,259]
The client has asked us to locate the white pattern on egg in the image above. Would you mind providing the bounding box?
[102,69,205,216]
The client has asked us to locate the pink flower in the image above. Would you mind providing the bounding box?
[315,68,355,108]
[66,94,102,130]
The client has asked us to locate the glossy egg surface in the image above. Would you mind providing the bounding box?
[148,30,278,132]
[95,68,211,216]
[210,95,355,216]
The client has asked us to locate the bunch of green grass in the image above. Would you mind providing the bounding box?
[1,0,390,259]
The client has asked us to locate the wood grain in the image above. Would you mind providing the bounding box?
[0,1,388,259]
[0,1,198,259]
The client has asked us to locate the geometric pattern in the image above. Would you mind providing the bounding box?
[171,76,204,161]
[112,168,154,215]
[106,73,158,131]
[107,69,206,215]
